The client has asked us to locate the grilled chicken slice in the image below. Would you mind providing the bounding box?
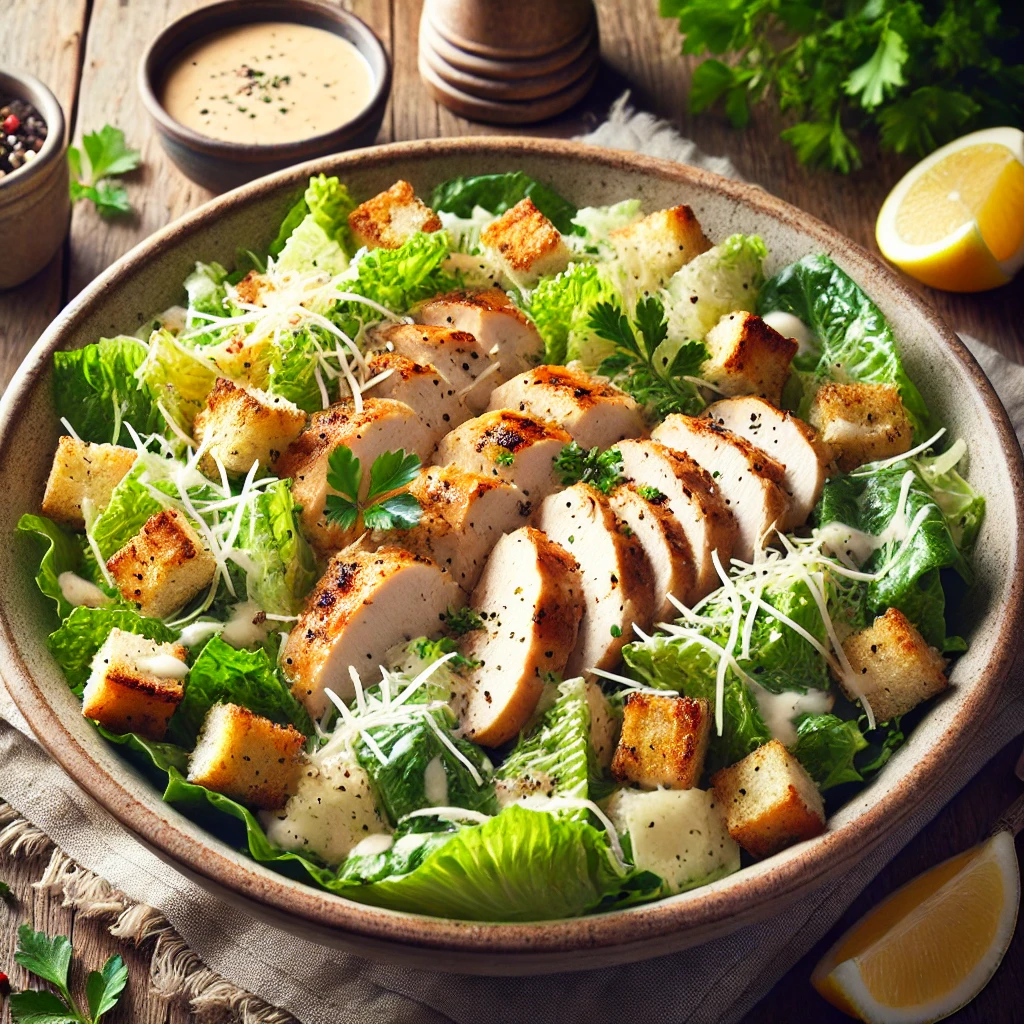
[435,410,571,501]
[362,351,471,449]
[704,396,832,529]
[282,547,463,717]
[608,483,696,620]
[616,439,738,601]
[274,398,434,555]
[381,466,532,592]
[651,414,789,562]
[371,323,497,412]
[457,527,583,746]
[487,365,645,451]
[415,288,544,378]
[537,484,655,677]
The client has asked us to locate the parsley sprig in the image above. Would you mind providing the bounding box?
[10,924,128,1024]
[591,296,708,419]
[442,605,485,636]
[662,0,1023,173]
[67,125,141,217]
[554,442,625,495]
[324,446,423,531]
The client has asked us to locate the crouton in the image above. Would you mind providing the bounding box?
[609,205,711,297]
[479,198,571,286]
[106,509,217,619]
[809,382,913,471]
[187,703,305,810]
[840,607,948,721]
[711,739,826,858]
[611,692,711,790]
[192,377,306,478]
[41,436,137,528]
[81,628,188,740]
[702,312,798,406]
[347,180,442,250]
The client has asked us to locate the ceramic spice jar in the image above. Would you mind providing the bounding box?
[0,69,69,289]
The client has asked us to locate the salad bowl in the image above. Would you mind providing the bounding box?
[1,137,1021,974]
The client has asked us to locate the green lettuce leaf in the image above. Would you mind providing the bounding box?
[48,606,178,695]
[16,513,86,621]
[430,172,578,235]
[53,336,162,444]
[264,325,327,413]
[135,328,218,434]
[790,712,869,790]
[167,636,312,748]
[914,443,985,559]
[89,466,164,562]
[757,254,930,437]
[184,261,230,320]
[571,200,643,244]
[273,174,355,275]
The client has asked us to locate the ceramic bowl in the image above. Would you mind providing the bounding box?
[138,0,391,193]
[1,139,1021,974]
[0,69,69,289]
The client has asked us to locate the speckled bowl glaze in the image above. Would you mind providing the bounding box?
[1,139,1021,974]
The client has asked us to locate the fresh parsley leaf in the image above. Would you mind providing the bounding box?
[323,494,359,531]
[367,449,422,501]
[325,445,361,502]
[609,624,622,638]
[85,955,129,1021]
[443,605,485,635]
[325,446,423,531]
[8,987,76,1023]
[553,442,624,495]
[494,450,515,467]
[82,125,141,179]
[67,125,140,217]
[363,492,423,531]
[634,296,669,358]
[843,27,908,111]
[14,927,73,1001]
[636,485,666,502]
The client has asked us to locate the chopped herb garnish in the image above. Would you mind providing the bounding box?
[553,442,624,494]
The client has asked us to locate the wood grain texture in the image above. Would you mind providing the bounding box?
[0,1,1021,1021]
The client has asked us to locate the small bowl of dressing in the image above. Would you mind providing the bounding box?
[139,0,391,193]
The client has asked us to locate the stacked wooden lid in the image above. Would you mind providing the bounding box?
[419,0,599,124]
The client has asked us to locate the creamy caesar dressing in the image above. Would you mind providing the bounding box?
[161,22,374,145]
[423,755,449,806]
[57,572,110,609]
[751,684,832,746]
[177,619,224,648]
[350,832,394,857]
[136,654,190,680]
[761,310,818,355]
[221,600,270,648]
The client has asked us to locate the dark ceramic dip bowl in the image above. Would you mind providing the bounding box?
[139,0,391,193]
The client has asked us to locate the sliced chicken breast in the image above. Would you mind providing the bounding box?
[415,288,544,378]
[704,396,832,529]
[362,351,471,449]
[274,398,434,555]
[457,527,584,747]
[537,484,655,677]
[651,415,789,563]
[616,439,738,601]
[487,365,645,451]
[282,547,463,717]
[434,410,571,501]
[608,483,696,620]
[371,323,497,412]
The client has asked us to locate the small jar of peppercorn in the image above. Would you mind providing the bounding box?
[0,70,70,289]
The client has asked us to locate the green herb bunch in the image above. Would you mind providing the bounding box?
[554,442,625,494]
[661,0,1024,173]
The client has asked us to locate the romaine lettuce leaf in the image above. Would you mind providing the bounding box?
[273,174,355,275]
[53,336,162,444]
[49,606,178,695]
[167,636,312,748]
[757,254,930,437]
[430,172,578,235]
[88,466,164,562]
[571,200,643,244]
[184,261,230,319]
[914,443,985,558]
[790,712,868,791]
[264,325,327,413]
[135,328,217,435]
[16,513,86,621]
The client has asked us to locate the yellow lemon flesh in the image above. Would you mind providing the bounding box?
[876,127,1024,292]
[812,830,1020,1023]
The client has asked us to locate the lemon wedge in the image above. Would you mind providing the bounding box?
[876,127,1024,292]
[812,830,1020,1023]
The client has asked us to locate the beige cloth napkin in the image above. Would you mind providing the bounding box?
[2,97,1022,1024]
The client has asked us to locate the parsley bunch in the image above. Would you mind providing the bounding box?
[554,442,625,494]
[67,125,141,216]
[591,296,708,419]
[324,446,423,531]
[10,924,128,1023]
[662,0,1024,173]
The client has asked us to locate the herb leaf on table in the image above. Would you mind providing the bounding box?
[68,125,141,216]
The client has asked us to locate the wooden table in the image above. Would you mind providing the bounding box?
[1,2,1021,1021]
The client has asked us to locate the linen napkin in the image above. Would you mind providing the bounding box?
[1,97,1022,1024]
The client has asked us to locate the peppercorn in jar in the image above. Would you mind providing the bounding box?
[0,98,48,179]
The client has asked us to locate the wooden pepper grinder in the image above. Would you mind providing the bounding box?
[419,0,600,124]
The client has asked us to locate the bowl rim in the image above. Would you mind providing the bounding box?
[137,0,392,160]
[3,136,1022,963]
[0,67,67,198]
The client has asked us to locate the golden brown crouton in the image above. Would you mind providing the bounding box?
[609,205,711,297]
[840,607,948,721]
[81,628,188,740]
[106,509,217,619]
[192,377,306,477]
[347,180,441,250]
[41,436,137,528]
[702,312,799,406]
[480,198,571,286]
[809,382,913,472]
[711,739,826,858]
[611,692,711,790]
[187,703,304,810]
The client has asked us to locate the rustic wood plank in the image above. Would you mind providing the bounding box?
[0,0,87,389]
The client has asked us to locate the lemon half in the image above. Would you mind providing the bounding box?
[876,127,1024,292]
